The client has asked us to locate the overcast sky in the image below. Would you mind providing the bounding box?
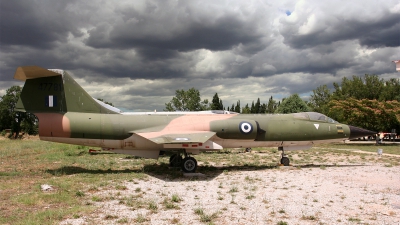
[1,0,399,111]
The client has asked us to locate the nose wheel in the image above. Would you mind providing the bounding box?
[279,147,290,166]
[280,156,290,166]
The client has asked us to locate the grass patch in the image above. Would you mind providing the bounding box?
[318,143,400,155]
[134,213,148,223]
[229,186,239,193]
[148,200,158,212]
[0,139,150,224]
[301,215,318,220]
[171,194,182,202]
[0,139,398,224]
[194,207,219,223]
[162,197,180,209]
[348,217,361,222]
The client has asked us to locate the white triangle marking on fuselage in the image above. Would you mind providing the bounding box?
[314,124,319,130]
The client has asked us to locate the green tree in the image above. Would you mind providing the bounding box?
[330,98,400,132]
[0,86,38,138]
[310,75,400,131]
[242,103,251,114]
[164,88,208,111]
[266,96,278,114]
[308,85,332,115]
[234,100,241,113]
[260,103,267,113]
[331,74,388,101]
[201,99,210,111]
[250,101,255,113]
[211,93,223,110]
[276,94,309,114]
[380,78,400,101]
[229,103,234,112]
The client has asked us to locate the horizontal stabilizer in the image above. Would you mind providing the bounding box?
[14,66,62,81]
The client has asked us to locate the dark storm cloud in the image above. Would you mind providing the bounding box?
[1,0,400,111]
[250,40,359,77]
[358,21,400,48]
[280,8,400,49]
[85,8,266,59]
[0,0,83,49]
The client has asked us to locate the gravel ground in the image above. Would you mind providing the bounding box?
[61,163,400,225]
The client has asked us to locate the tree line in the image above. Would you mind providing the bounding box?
[164,89,312,114]
[166,75,400,132]
[164,89,284,114]
[308,75,400,132]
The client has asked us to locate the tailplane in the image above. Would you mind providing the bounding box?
[14,66,120,114]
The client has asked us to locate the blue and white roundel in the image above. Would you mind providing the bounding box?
[239,122,253,134]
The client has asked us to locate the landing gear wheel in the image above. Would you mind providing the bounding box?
[280,157,290,166]
[182,157,197,173]
[169,154,183,167]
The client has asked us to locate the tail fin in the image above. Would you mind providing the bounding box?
[15,66,120,114]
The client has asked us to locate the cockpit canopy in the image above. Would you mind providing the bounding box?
[293,112,338,123]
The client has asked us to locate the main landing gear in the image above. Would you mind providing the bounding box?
[169,150,198,173]
[278,147,290,166]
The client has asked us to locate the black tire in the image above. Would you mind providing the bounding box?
[181,157,197,173]
[280,157,290,166]
[169,154,182,167]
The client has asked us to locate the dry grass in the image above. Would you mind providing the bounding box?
[0,138,399,224]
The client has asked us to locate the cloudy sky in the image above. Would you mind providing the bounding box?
[1,0,399,111]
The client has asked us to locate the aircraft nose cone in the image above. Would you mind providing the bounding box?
[349,125,376,139]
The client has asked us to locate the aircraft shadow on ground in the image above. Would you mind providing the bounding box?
[46,166,142,175]
[46,163,367,182]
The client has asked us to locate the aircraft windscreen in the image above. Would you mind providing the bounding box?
[306,112,338,123]
[307,112,326,121]
[292,112,309,120]
[327,117,338,123]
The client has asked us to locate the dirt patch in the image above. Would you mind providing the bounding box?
[61,164,400,225]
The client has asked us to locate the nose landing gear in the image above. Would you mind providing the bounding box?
[278,147,290,166]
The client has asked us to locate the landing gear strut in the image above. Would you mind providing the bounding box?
[169,154,182,167]
[278,147,290,166]
[168,150,198,173]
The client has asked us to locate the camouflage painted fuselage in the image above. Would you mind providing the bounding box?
[14,66,371,159]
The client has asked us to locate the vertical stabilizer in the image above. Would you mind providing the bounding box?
[14,66,119,114]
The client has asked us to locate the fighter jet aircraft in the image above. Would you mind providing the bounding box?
[14,66,376,172]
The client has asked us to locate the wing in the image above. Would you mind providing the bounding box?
[136,131,223,150]
[133,131,216,144]
[132,131,223,150]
